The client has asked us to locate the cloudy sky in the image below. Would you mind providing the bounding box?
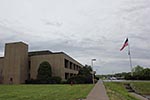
[0,0,150,74]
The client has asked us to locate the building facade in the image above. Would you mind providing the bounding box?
[0,42,83,84]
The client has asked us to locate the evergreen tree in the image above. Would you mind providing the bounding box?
[37,61,52,83]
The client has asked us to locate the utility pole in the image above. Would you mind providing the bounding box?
[91,59,96,84]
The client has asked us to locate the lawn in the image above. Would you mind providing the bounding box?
[104,82,139,100]
[0,84,94,100]
[131,82,150,95]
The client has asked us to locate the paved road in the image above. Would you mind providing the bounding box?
[86,80,109,100]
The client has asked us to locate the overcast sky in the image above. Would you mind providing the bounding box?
[0,0,150,74]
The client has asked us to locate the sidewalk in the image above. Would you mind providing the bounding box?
[86,80,109,100]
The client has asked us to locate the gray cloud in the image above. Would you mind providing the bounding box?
[0,0,150,74]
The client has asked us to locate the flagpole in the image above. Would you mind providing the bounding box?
[128,39,133,76]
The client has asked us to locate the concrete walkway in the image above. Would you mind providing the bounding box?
[86,80,109,100]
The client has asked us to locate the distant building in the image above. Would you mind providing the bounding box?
[0,42,83,84]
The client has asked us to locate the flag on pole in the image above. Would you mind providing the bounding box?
[120,38,128,51]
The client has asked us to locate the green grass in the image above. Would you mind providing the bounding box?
[104,82,139,100]
[0,84,94,100]
[131,82,150,95]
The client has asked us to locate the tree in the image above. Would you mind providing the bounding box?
[78,65,92,76]
[67,65,93,84]
[106,65,150,80]
[37,61,52,83]
[133,65,144,75]
[132,65,144,80]
[141,68,150,80]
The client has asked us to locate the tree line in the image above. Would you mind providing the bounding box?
[125,65,150,80]
[98,65,150,80]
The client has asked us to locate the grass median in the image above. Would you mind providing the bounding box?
[0,84,94,100]
[104,81,150,100]
[131,81,150,95]
[104,82,139,100]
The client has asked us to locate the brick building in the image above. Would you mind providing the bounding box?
[0,42,83,84]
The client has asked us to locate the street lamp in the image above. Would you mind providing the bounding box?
[91,59,96,84]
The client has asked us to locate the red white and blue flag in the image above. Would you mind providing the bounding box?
[120,38,128,51]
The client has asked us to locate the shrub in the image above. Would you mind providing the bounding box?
[67,75,87,84]
[25,79,40,84]
[49,76,62,84]
[61,80,67,84]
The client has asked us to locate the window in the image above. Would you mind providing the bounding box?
[65,73,69,80]
[64,59,69,68]
[73,64,76,70]
[70,62,72,69]
[28,61,31,70]
[76,65,79,71]
[70,73,73,77]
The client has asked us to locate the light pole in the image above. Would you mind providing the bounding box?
[91,59,96,84]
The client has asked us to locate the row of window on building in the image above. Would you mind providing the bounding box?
[64,59,81,71]
[65,72,77,80]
